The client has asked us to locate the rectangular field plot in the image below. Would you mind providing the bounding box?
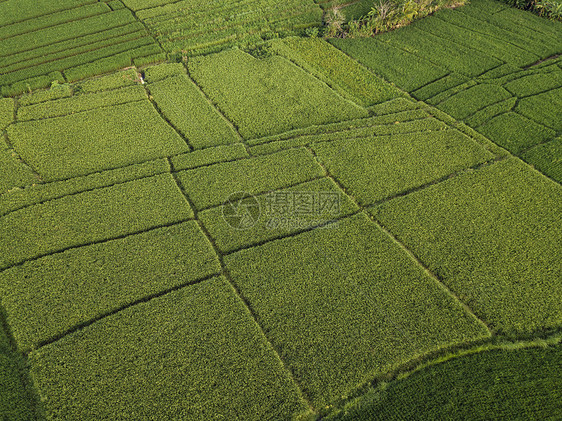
[188,49,368,140]
[127,0,322,56]
[271,37,402,107]
[330,38,448,92]
[29,277,310,420]
[523,137,562,184]
[371,158,562,334]
[0,174,193,270]
[0,4,163,95]
[336,345,562,421]
[311,129,494,206]
[8,101,188,181]
[0,222,220,351]
[225,213,490,407]
[199,177,359,253]
[436,84,513,120]
[476,112,556,155]
[515,88,562,131]
[148,74,240,149]
[176,148,324,210]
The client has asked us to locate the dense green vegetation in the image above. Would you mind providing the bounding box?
[0,2,163,95]
[29,277,311,419]
[225,213,490,407]
[372,158,562,334]
[0,0,561,419]
[188,48,368,139]
[328,343,562,420]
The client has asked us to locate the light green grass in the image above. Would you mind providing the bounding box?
[523,137,562,183]
[225,213,490,407]
[148,74,240,149]
[8,101,188,180]
[176,148,324,209]
[329,345,562,420]
[330,38,448,92]
[477,112,556,155]
[311,129,494,205]
[188,48,368,139]
[271,37,402,106]
[372,158,562,334]
[0,222,220,351]
[0,174,193,270]
[29,277,311,420]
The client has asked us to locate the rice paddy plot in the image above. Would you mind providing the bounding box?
[147,74,240,149]
[372,158,562,334]
[523,137,562,183]
[0,2,163,95]
[28,277,311,420]
[175,148,324,210]
[8,100,188,181]
[225,213,490,407]
[329,344,562,420]
[0,222,221,351]
[125,0,323,56]
[311,129,494,206]
[188,48,368,140]
[0,174,194,270]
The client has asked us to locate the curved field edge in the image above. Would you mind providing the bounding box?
[322,332,562,420]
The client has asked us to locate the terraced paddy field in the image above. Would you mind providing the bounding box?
[0,0,561,419]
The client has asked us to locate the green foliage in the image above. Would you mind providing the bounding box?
[0,174,194,270]
[372,158,562,334]
[0,159,170,217]
[77,68,140,93]
[535,0,562,20]
[329,345,562,420]
[271,37,402,106]
[330,38,448,91]
[18,83,72,106]
[189,48,367,139]
[0,147,39,194]
[503,72,562,97]
[437,84,513,120]
[412,73,469,101]
[312,129,493,205]
[143,63,186,82]
[464,98,517,127]
[0,222,221,351]
[176,148,324,209]
[29,276,310,420]
[0,0,94,26]
[0,5,163,96]
[130,0,323,56]
[0,98,14,130]
[148,75,240,149]
[523,137,562,183]
[17,85,147,121]
[200,177,359,253]
[515,87,562,131]
[477,112,556,154]
[170,144,249,171]
[0,349,36,420]
[225,213,490,407]
[8,101,188,180]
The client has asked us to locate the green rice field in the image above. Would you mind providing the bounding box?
[0,0,561,419]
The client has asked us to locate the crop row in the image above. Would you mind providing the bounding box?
[147,74,240,149]
[188,48,367,140]
[225,212,490,407]
[27,276,310,419]
[372,158,562,333]
[7,100,188,180]
[132,0,322,54]
[0,173,194,271]
[0,5,163,96]
[0,0,96,27]
[331,344,562,420]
